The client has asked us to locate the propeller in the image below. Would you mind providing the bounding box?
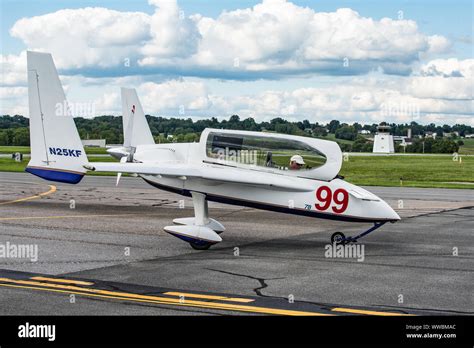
[116,155,128,186]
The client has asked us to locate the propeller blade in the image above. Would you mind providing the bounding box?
[116,156,128,186]
[116,172,122,186]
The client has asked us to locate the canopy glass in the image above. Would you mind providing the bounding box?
[205,131,327,171]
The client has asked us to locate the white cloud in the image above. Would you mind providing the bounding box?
[420,58,474,78]
[7,0,450,78]
[93,92,120,115]
[1,51,27,86]
[138,80,210,113]
[139,0,201,63]
[407,59,474,100]
[112,74,471,125]
[189,3,451,76]
[10,7,151,69]
[425,35,451,55]
[2,1,471,125]
[0,86,28,115]
[406,76,473,100]
[2,72,472,125]
[204,84,471,124]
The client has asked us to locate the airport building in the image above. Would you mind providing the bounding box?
[81,139,106,148]
[373,124,394,153]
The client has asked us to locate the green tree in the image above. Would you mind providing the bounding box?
[12,127,29,146]
[432,138,459,153]
[335,125,357,141]
[0,130,10,145]
[351,136,371,152]
[328,120,340,133]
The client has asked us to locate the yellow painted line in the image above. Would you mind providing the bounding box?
[31,276,94,286]
[0,213,137,221]
[332,307,414,316]
[0,278,329,316]
[0,185,56,206]
[163,291,254,303]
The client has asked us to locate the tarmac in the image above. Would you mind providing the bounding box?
[0,172,472,315]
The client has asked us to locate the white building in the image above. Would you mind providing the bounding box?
[400,128,413,146]
[373,124,394,153]
[81,139,106,148]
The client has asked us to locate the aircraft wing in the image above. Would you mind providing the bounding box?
[200,166,313,192]
[86,162,313,192]
[85,162,200,177]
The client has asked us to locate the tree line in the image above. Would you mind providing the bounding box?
[0,114,470,154]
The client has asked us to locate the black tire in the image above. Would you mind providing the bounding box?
[330,232,345,245]
[189,241,213,250]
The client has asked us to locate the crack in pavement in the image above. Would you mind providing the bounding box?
[203,267,348,312]
[403,206,474,220]
[205,268,284,297]
[202,268,369,313]
[204,268,459,315]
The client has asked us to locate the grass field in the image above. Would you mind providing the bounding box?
[266,153,473,189]
[340,155,473,189]
[459,138,474,155]
[317,133,355,145]
[0,147,472,189]
[2,139,473,155]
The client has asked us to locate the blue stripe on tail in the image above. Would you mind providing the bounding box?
[25,167,84,184]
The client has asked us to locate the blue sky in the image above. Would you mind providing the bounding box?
[1,0,472,125]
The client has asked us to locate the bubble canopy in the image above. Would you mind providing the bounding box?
[199,129,343,181]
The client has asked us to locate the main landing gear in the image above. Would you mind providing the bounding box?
[330,222,386,245]
[189,240,213,251]
[163,192,225,250]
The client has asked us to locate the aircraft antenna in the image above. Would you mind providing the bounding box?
[33,70,50,165]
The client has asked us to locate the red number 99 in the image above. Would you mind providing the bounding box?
[315,186,332,211]
[332,188,349,213]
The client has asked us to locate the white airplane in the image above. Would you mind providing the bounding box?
[25,51,400,250]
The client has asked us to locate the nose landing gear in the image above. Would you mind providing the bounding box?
[330,222,387,245]
[330,232,346,245]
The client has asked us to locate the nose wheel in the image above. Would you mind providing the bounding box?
[331,232,346,245]
[330,222,387,245]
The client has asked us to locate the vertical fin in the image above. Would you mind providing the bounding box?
[121,87,154,147]
[26,51,87,184]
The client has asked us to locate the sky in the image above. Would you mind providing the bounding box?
[0,0,473,125]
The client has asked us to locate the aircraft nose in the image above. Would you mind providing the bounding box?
[390,207,401,221]
[384,200,401,221]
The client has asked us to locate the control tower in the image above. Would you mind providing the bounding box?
[373,124,394,153]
